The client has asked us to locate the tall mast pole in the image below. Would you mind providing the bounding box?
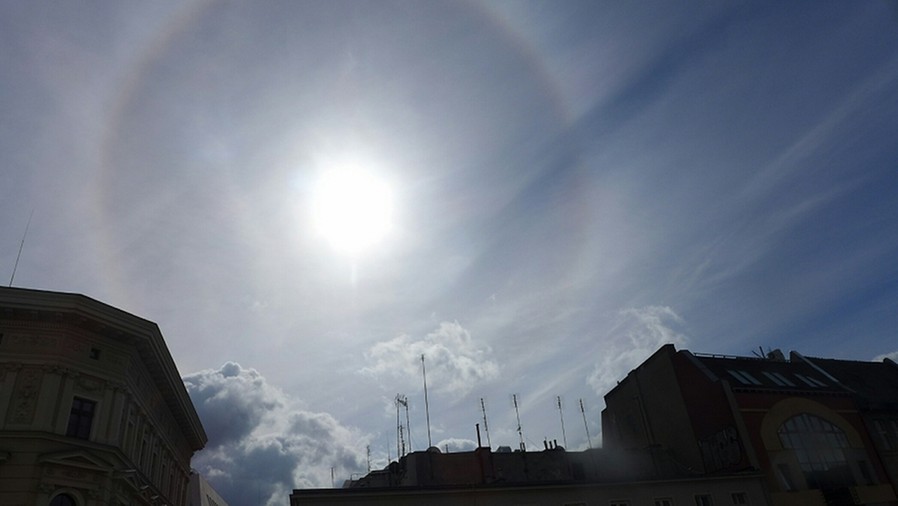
[580,398,593,449]
[513,394,525,451]
[557,396,568,448]
[422,354,433,448]
[480,397,492,449]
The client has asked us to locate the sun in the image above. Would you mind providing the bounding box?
[311,167,393,256]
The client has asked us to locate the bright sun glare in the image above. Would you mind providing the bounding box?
[311,168,393,256]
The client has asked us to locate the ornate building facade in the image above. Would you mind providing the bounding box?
[0,287,207,506]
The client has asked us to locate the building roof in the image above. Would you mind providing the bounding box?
[0,286,207,450]
[687,350,846,394]
[801,355,898,410]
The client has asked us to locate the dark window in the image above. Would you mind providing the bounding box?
[778,413,853,489]
[654,499,673,506]
[695,495,713,506]
[49,493,77,506]
[730,492,748,505]
[89,347,101,359]
[858,460,874,485]
[66,398,95,440]
[777,463,796,491]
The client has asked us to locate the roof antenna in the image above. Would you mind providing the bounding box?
[513,394,526,451]
[421,354,433,448]
[8,209,34,287]
[480,397,492,449]
[557,396,568,448]
[580,399,593,449]
[395,394,408,457]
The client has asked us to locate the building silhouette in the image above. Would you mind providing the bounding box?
[291,444,768,505]
[0,287,208,506]
[603,344,898,505]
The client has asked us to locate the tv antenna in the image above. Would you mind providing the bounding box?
[8,209,34,287]
[513,394,526,451]
[421,354,433,448]
[557,396,568,448]
[480,397,492,449]
[395,394,409,456]
[580,398,593,449]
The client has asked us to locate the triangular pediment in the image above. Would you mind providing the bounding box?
[38,448,116,472]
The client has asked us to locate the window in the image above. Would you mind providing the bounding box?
[761,371,795,387]
[49,494,77,506]
[694,495,713,506]
[873,419,898,450]
[858,459,874,485]
[794,374,826,388]
[655,499,673,506]
[777,463,796,491]
[66,398,96,440]
[610,501,630,506]
[89,347,101,359]
[778,413,853,489]
[730,492,748,505]
[726,370,761,386]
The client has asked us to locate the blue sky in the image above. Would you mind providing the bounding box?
[3,1,898,504]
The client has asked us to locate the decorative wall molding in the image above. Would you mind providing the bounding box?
[10,367,43,424]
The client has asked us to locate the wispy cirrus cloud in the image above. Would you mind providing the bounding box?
[362,321,499,398]
[587,306,688,397]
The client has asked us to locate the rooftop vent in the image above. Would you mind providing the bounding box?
[767,349,786,361]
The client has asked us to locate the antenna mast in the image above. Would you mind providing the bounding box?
[480,398,492,449]
[580,398,593,449]
[513,394,526,451]
[422,354,433,448]
[8,209,33,287]
[395,394,408,456]
[557,396,568,448]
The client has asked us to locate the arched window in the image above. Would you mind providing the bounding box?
[777,413,853,489]
[49,493,77,506]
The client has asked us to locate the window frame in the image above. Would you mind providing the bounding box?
[65,397,97,440]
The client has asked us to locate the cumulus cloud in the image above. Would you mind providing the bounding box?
[587,306,688,398]
[435,437,477,453]
[184,363,366,506]
[874,350,898,362]
[362,321,499,397]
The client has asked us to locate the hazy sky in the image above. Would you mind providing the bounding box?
[3,1,898,504]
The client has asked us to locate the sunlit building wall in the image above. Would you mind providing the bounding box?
[187,471,230,506]
[0,287,207,506]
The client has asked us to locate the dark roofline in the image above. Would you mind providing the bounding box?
[291,469,766,495]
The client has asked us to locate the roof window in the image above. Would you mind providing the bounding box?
[795,374,827,387]
[727,369,762,385]
[762,371,796,387]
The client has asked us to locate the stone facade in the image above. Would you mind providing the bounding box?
[0,287,207,506]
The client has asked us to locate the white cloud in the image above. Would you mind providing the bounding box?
[362,321,499,398]
[874,350,898,362]
[184,363,367,506]
[435,437,477,453]
[587,306,688,398]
